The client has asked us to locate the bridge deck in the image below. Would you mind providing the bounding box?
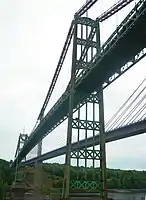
[13,0,146,166]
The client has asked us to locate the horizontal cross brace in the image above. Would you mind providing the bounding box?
[77,37,97,48]
[76,17,97,27]
[71,180,99,189]
[72,119,100,130]
[71,149,101,160]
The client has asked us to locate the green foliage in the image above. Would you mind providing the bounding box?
[0,159,13,184]
[0,159,14,198]
[42,163,146,189]
[1,158,146,197]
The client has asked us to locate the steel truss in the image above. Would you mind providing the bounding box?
[62,17,107,200]
[35,0,136,126]
[37,0,146,142]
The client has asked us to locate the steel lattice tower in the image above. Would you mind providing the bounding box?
[62,15,107,200]
[14,133,28,183]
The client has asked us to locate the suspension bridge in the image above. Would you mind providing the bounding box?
[11,0,146,200]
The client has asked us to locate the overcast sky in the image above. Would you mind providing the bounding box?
[0,0,146,170]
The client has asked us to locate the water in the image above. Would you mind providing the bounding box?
[108,192,146,200]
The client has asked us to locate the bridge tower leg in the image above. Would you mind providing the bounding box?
[62,16,107,200]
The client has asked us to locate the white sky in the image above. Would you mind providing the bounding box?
[0,0,146,170]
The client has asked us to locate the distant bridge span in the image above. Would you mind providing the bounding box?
[24,119,146,165]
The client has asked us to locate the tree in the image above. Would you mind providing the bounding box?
[1,158,146,192]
